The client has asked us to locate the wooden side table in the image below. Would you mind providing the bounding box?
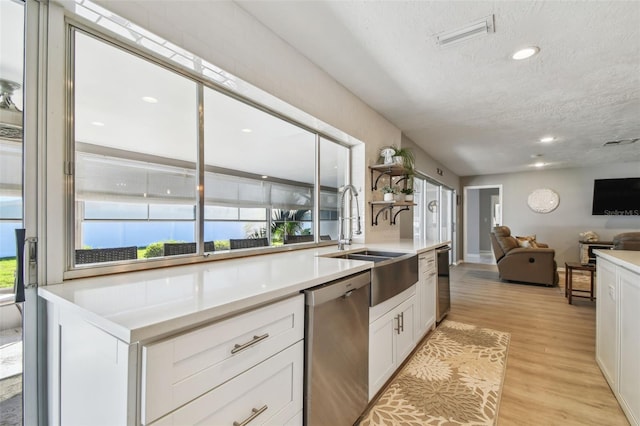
[565,262,596,304]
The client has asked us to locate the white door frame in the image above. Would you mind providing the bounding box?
[462,185,502,263]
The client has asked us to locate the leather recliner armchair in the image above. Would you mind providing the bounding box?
[613,232,640,251]
[490,226,559,287]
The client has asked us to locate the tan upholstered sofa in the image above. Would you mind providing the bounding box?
[490,226,559,287]
[613,232,640,251]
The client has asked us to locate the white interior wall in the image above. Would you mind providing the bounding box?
[461,162,640,266]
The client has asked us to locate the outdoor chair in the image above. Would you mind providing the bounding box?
[75,246,138,264]
[229,238,269,249]
[284,235,314,244]
[164,242,215,256]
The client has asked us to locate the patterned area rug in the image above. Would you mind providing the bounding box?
[359,320,510,426]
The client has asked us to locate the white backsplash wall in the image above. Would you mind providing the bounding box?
[461,162,640,266]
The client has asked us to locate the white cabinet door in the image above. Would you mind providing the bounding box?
[368,294,416,400]
[618,267,640,426]
[417,251,436,339]
[151,341,303,426]
[596,258,618,389]
[416,273,436,339]
[395,296,416,363]
[369,308,397,400]
[424,273,436,331]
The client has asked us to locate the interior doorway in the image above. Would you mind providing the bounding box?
[463,185,502,264]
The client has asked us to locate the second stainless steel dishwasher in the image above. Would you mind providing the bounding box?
[304,271,370,426]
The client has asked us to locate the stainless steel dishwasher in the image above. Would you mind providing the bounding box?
[304,271,370,426]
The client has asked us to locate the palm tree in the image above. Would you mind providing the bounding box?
[245,209,310,243]
[271,209,310,243]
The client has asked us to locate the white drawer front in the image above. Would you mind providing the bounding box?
[419,251,436,275]
[142,295,304,424]
[151,341,303,426]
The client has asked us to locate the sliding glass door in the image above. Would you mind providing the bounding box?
[0,1,26,424]
[0,1,43,424]
[414,175,455,260]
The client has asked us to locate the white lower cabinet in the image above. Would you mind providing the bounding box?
[46,294,304,426]
[141,295,304,424]
[369,288,416,400]
[151,341,303,426]
[596,254,640,426]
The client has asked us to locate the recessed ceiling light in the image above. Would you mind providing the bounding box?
[512,46,540,60]
[241,128,252,133]
[533,162,547,168]
[91,121,105,127]
[540,136,555,143]
[142,96,158,103]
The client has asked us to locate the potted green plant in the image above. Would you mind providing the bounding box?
[391,146,415,172]
[381,185,396,202]
[401,187,414,202]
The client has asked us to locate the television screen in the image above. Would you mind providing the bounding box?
[592,178,640,215]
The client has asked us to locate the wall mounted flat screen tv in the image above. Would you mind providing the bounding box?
[592,177,640,215]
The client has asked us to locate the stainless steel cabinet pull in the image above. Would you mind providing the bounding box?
[394,315,400,334]
[399,312,404,332]
[232,405,268,426]
[231,333,269,354]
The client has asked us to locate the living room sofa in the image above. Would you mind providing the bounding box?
[613,232,640,250]
[490,226,559,287]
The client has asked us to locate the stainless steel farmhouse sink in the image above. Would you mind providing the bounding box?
[325,250,418,306]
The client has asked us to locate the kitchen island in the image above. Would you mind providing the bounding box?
[40,239,448,425]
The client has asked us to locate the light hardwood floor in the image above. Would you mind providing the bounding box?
[448,262,629,426]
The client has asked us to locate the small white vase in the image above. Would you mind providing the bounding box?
[404,194,414,202]
[383,193,394,202]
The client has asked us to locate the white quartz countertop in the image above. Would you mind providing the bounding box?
[595,249,640,275]
[39,239,448,343]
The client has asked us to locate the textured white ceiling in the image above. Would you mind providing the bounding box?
[237,0,640,177]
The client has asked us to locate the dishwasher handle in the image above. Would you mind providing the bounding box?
[304,271,370,306]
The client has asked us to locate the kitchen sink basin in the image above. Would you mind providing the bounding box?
[325,249,418,306]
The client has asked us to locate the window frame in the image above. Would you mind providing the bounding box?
[64,20,351,279]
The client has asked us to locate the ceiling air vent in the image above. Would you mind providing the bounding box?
[436,15,495,47]
[603,138,639,147]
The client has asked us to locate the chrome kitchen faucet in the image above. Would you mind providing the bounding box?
[338,184,362,250]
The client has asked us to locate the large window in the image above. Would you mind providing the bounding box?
[203,86,316,249]
[70,26,350,271]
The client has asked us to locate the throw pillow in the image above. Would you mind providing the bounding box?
[516,235,539,248]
